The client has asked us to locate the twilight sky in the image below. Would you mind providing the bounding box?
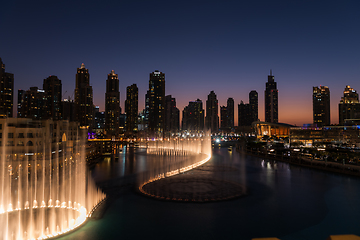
[1,0,359,126]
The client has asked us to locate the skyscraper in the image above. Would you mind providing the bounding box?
[43,75,62,120]
[148,70,165,135]
[249,90,258,122]
[220,106,228,129]
[313,86,330,127]
[105,70,120,137]
[339,85,360,125]
[75,63,93,129]
[125,84,138,133]
[205,91,219,132]
[265,70,278,123]
[182,99,204,131]
[164,95,179,133]
[227,98,234,129]
[18,87,47,120]
[0,58,14,118]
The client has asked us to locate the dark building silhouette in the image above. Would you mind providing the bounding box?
[339,85,360,125]
[265,70,278,123]
[238,90,258,127]
[313,86,330,127]
[238,101,251,126]
[105,70,120,137]
[125,84,138,133]
[148,70,165,135]
[205,91,219,132]
[220,106,228,129]
[18,87,47,119]
[164,95,179,133]
[62,99,75,122]
[43,75,62,120]
[249,90,258,122]
[227,98,234,129]
[0,58,14,117]
[182,99,204,131]
[17,89,25,118]
[75,63,93,129]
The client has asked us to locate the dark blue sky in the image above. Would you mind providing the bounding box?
[1,0,359,125]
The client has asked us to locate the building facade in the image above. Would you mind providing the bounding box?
[125,84,138,133]
[182,99,204,132]
[313,86,330,127]
[17,87,47,120]
[105,70,120,137]
[0,58,14,118]
[43,75,62,120]
[249,90,258,122]
[148,70,165,135]
[75,63,93,129]
[164,95,179,133]
[339,85,360,125]
[265,70,278,123]
[205,91,219,132]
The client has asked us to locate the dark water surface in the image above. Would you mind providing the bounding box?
[58,147,360,240]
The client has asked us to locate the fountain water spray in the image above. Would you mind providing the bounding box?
[0,118,105,240]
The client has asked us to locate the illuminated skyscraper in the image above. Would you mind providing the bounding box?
[265,70,278,123]
[0,58,14,117]
[313,86,330,127]
[43,75,62,120]
[220,98,234,131]
[238,90,258,127]
[125,84,138,133]
[182,99,204,131]
[339,85,360,125]
[18,87,47,120]
[205,91,219,132]
[75,63,93,129]
[105,70,120,137]
[148,70,165,135]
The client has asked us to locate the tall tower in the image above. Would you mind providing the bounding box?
[43,75,62,120]
[313,86,330,127]
[249,90,258,122]
[338,85,360,125]
[265,70,278,123]
[75,63,93,129]
[227,97,234,129]
[205,90,219,132]
[164,95,179,133]
[148,70,165,135]
[0,58,14,117]
[105,70,120,137]
[125,84,138,133]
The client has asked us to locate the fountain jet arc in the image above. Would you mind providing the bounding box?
[0,118,105,240]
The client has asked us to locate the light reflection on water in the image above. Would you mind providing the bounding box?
[60,147,360,240]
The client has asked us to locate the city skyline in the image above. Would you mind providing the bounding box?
[1,0,359,126]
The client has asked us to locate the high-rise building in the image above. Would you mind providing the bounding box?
[75,63,93,129]
[43,75,62,120]
[164,95,179,133]
[18,87,47,120]
[220,106,228,129]
[238,90,258,127]
[182,99,204,131]
[62,98,75,122]
[148,70,165,135]
[0,58,14,117]
[227,98,234,129]
[265,70,278,123]
[249,90,258,122]
[105,70,120,137]
[205,91,219,132]
[313,86,330,127]
[125,84,138,133]
[238,101,251,126]
[339,85,360,125]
